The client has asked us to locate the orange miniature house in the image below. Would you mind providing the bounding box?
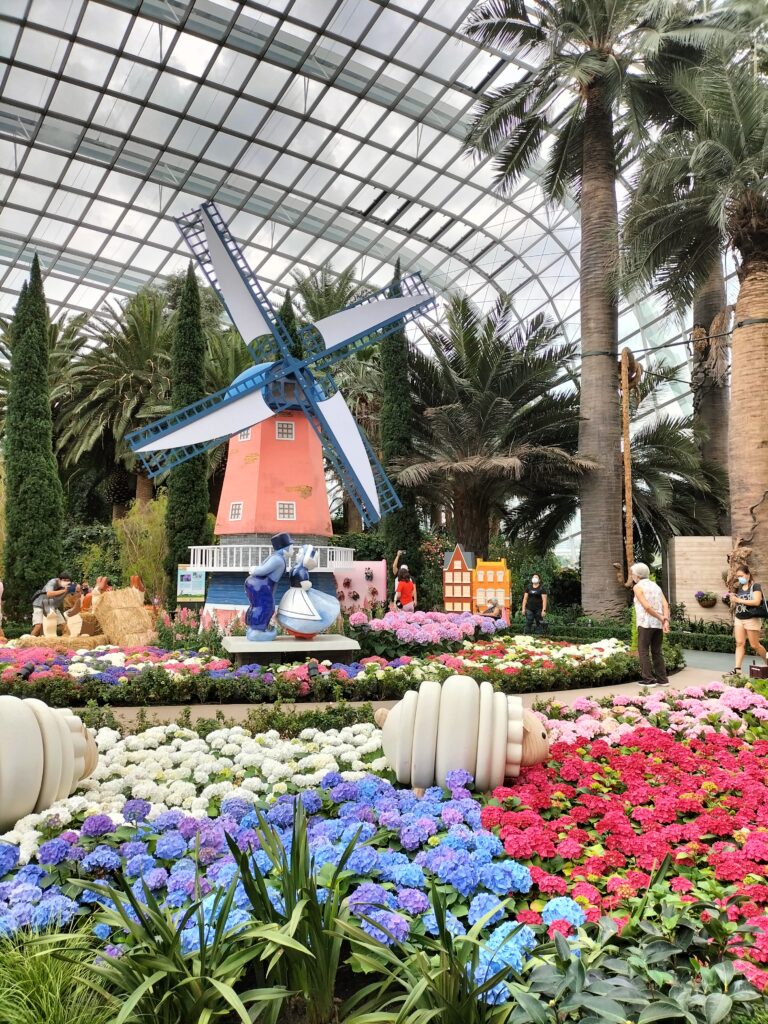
[473,558,511,615]
[442,544,476,613]
[215,411,332,538]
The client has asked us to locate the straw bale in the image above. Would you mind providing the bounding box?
[76,612,101,636]
[15,635,109,651]
[94,588,156,647]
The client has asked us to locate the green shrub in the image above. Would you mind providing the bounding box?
[0,930,113,1024]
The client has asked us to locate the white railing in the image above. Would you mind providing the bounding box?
[188,545,356,571]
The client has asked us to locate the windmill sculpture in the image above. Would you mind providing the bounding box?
[127,201,436,526]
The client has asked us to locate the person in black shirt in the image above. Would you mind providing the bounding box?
[522,574,547,635]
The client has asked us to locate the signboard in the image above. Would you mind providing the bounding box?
[177,565,206,602]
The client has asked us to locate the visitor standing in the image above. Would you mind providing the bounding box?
[394,566,417,611]
[728,565,768,674]
[630,562,670,687]
[522,574,547,634]
[31,573,73,636]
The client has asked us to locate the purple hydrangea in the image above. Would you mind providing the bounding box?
[80,815,115,838]
[38,838,71,866]
[152,810,185,832]
[122,799,151,823]
[220,798,252,822]
[144,868,169,891]
[300,790,322,814]
[360,910,410,946]
[349,883,396,916]
[445,769,473,792]
[396,888,430,915]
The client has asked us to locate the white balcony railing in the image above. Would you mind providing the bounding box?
[188,544,356,572]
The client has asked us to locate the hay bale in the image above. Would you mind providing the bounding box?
[14,635,109,651]
[94,588,156,647]
[77,612,101,637]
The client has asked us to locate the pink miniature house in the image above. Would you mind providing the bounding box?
[216,410,332,539]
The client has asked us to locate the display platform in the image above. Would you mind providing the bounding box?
[222,634,361,667]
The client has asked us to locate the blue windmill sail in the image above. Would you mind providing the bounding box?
[127,201,436,527]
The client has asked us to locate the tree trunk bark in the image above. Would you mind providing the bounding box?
[729,262,768,578]
[135,472,153,506]
[692,257,730,535]
[112,503,128,522]
[454,492,490,559]
[578,86,626,616]
[344,497,363,534]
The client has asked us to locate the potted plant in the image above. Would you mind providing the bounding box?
[695,590,717,608]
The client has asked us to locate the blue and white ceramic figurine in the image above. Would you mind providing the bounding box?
[244,532,292,641]
[277,544,341,639]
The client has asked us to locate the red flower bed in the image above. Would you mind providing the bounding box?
[482,726,768,978]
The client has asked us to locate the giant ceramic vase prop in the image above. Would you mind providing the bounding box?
[276,544,341,639]
[374,675,551,791]
[244,532,293,641]
[0,697,99,830]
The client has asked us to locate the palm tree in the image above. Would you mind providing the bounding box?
[505,362,728,563]
[621,54,768,572]
[397,293,591,558]
[463,0,722,615]
[57,289,174,507]
[292,264,368,322]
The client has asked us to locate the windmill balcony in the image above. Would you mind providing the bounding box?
[188,544,355,572]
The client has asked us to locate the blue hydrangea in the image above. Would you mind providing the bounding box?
[0,911,18,937]
[120,840,149,860]
[330,782,359,803]
[170,857,197,877]
[541,897,586,928]
[155,832,187,861]
[267,887,285,915]
[479,860,532,895]
[14,865,47,886]
[267,803,295,829]
[469,960,510,1006]
[220,798,252,822]
[320,772,344,789]
[0,844,19,879]
[349,883,396,916]
[38,838,71,866]
[422,910,466,937]
[341,822,376,844]
[125,854,157,878]
[250,850,273,876]
[347,846,378,875]
[30,895,77,929]
[144,868,169,891]
[152,810,185,832]
[468,893,505,927]
[300,790,322,814]
[391,863,426,889]
[9,883,42,904]
[93,923,112,941]
[473,833,503,858]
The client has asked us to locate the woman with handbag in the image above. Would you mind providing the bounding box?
[728,565,768,674]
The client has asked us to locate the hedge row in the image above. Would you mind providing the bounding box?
[0,646,686,709]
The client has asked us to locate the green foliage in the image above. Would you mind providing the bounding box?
[115,493,169,604]
[0,930,113,1024]
[381,260,423,581]
[488,538,561,612]
[279,287,302,360]
[419,533,447,610]
[4,257,65,619]
[70,873,289,1024]
[61,523,122,586]
[329,529,386,561]
[164,266,212,606]
[228,802,355,1024]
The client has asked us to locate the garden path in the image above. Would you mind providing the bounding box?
[98,649,740,728]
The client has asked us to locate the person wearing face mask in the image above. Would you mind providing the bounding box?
[630,562,670,688]
[522,574,547,634]
[728,565,768,674]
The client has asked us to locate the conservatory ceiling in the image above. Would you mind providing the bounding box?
[0,0,724,406]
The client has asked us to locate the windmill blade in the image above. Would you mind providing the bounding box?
[303,272,436,369]
[134,436,227,479]
[127,366,277,454]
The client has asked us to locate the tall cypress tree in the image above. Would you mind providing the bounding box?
[380,259,422,584]
[279,287,302,359]
[4,256,64,618]
[164,264,211,603]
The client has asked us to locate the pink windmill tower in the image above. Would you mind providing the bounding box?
[216,408,332,542]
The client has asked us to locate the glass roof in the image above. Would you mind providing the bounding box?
[0,0,735,428]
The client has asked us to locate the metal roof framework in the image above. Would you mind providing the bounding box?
[0,0,721,424]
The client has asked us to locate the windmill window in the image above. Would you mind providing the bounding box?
[238,428,251,441]
[277,501,296,520]
[229,502,243,521]
[276,420,295,440]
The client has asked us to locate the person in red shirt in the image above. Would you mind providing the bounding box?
[394,565,417,611]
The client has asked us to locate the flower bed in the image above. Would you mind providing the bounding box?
[348,608,507,658]
[0,636,683,708]
[2,682,768,1013]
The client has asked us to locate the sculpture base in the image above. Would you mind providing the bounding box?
[222,634,361,667]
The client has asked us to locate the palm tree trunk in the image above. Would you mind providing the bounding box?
[729,263,768,577]
[578,85,626,616]
[135,471,153,506]
[454,492,490,559]
[692,257,730,534]
[344,496,363,534]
